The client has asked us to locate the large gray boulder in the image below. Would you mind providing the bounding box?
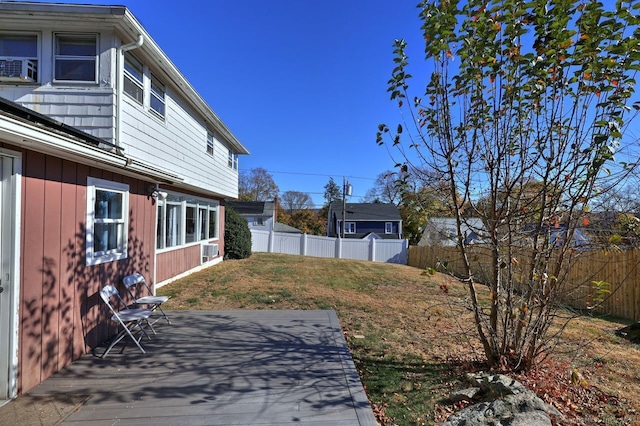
[442,373,562,426]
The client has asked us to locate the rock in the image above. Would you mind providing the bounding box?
[443,373,562,426]
[616,322,640,343]
[450,387,480,403]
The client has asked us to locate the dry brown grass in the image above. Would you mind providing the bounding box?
[158,253,640,425]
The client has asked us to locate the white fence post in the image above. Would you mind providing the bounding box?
[336,237,342,259]
[268,230,275,253]
[301,233,307,256]
[369,238,376,261]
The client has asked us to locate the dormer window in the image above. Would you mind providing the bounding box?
[54,33,97,83]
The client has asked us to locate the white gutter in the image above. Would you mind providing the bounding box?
[116,34,144,148]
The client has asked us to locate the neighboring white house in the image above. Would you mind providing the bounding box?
[227,201,277,231]
[419,217,486,246]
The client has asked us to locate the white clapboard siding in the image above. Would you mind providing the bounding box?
[121,92,239,197]
[251,230,408,264]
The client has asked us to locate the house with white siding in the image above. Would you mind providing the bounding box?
[0,2,249,401]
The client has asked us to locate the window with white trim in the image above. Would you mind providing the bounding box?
[86,178,129,265]
[156,194,219,250]
[228,150,238,170]
[185,202,197,244]
[345,222,356,234]
[123,52,143,104]
[54,33,97,83]
[206,132,214,156]
[150,74,165,117]
[0,33,38,83]
[385,222,393,234]
[253,217,264,226]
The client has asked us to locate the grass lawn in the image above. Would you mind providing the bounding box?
[158,253,640,425]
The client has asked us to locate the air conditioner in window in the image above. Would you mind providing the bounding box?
[202,243,219,259]
[0,58,37,82]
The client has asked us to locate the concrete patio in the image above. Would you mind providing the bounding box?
[0,310,377,425]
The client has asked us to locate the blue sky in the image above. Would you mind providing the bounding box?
[29,0,426,207]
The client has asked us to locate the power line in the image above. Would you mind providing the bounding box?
[239,168,377,181]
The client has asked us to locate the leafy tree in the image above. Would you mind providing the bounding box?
[378,0,640,371]
[224,207,251,260]
[281,190,314,214]
[288,209,327,235]
[238,167,279,201]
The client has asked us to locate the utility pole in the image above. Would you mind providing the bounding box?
[341,177,352,238]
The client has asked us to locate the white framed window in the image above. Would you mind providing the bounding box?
[385,222,393,234]
[165,200,183,248]
[54,33,98,83]
[123,52,143,104]
[150,74,165,117]
[228,150,238,170]
[185,202,197,244]
[0,33,38,83]
[345,222,356,234]
[253,217,264,226]
[156,193,219,250]
[206,132,214,156]
[208,207,218,239]
[86,178,129,265]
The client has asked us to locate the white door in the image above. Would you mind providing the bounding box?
[0,154,18,402]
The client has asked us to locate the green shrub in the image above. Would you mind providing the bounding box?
[224,206,252,259]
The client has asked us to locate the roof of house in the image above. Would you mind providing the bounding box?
[226,201,275,217]
[0,97,114,151]
[0,1,249,156]
[419,217,486,246]
[328,202,401,221]
[273,222,302,233]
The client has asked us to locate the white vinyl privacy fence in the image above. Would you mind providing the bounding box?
[251,230,409,264]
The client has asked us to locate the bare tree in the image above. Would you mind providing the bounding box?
[238,167,279,201]
[378,0,640,371]
[281,190,313,214]
[363,171,402,204]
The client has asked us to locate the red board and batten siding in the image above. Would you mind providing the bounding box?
[18,149,156,394]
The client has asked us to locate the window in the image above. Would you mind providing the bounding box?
[206,132,214,156]
[54,34,97,83]
[345,222,356,234]
[165,201,182,248]
[208,208,218,239]
[0,33,38,82]
[253,217,264,226]
[156,194,219,250]
[150,74,165,117]
[198,207,207,240]
[185,203,196,243]
[228,150,238,170]
[123,52,143,104]
[86,178,129,265]
[385,222,393,234]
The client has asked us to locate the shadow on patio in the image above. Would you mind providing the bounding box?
[1,310,376,425]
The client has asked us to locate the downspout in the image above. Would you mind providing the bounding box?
[116,35,144,148]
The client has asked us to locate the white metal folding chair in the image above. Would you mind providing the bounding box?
[122,273,171,325]
[99,285,156,357]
